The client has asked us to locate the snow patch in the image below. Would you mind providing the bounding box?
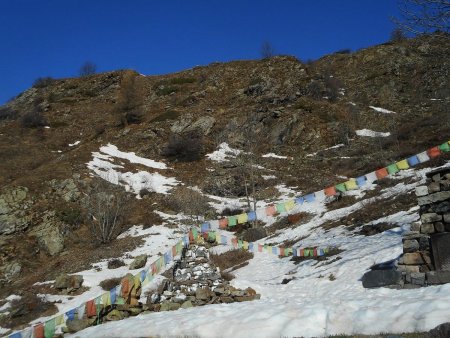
[262,153,288,159]
[369,106,397,114]
[206,142,241,162]
[356,129,391,137]
[68,140,80,147]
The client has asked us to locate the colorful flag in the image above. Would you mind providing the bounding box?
[335,183,346,193]
[231,238,238,248]
[248,211,257,221]
[238,240,243,249]
[258,244,263,252]
[243,241,249,250]
[201,222,210,233]
[295,196,304,204]
[439,142,450,152]
[21,327,33,338]
[228,216,237,226]
[427,146,441,158]
[325,186,337,196]
[387,163,399,175]
[219,218,228,229]
[77,303,85,320]
[272,246,278,255]
[34,324,45,338]
[55,313,65,326]
[344,179,358,190]
[417,151,430,163]
[86,300,97,317]
[365,171,378,183]
[375,167,389,179]
[265,205,277,216]
[396,159,409,170]
[248,242,254,252]
[8,332,22,338]
[356,176,367,187]
[276,202,286,213]
[209,220,219,229]
[285,200,295,211]
[237,213,248,224]
[407,155,420,166]
[44,318,55,338]
[293,248,297,257]
[66,309,75,321]
[221,235,227,245]
[110,287,117,305]
[280,247,285,256]
[304,194,315,203]
[208,231,216,241]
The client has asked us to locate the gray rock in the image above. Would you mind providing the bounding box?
[403,239,419,253]
[3,261,22,280]
[410,222,421,232]
[401,253,425,265]
[185,116,215,135]
[418,191,450,206]
[50,178,80,202]
[444,213,450,223]
[409,272,426,286]
[0,186,32,235]
[435,222,445,232]
[129,254,147,270]
[397,264,420,273]
[415,186,428,197]
[429,322,450,338]
[181,300,193,309]
[55,274,83,290]
[66,318,90,333]
[426,271,450,285]
[421,213,442,223]
[420,223,435,234]
[29,211,65,255]
[428,182,441,193]
[195,287,213,300]
[361,269,402,288]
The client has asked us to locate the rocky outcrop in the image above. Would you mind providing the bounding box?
[28,211,65,256]
[0,186,32,235]
[49,178,81,202]
[54,273,84,293]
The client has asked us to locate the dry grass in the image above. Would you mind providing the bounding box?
[210,249,253,272]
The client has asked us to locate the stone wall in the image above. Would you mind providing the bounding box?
[397,167,450,287]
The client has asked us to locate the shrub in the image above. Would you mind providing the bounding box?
[155,86,178,96]
[79,61,97,77]
[219,207,243,216]
[335,48,351,54]
[56,206,84,227]
[210,249,253,271]
[242,227,267,242]
[0,106,18,120]
[168,77,196,85]
[390,28,407,42]
[306,80,322,99]
[161,131,203,162]
[33,77,54,88]
[20,107,47,128]
[124,110,144,125]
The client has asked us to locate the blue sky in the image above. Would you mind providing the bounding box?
[0,0,401,104]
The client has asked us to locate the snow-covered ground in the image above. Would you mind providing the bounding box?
[86,143,178,197]
[356,129,391,137]
[206,142,241,162]
[66,163,450,338]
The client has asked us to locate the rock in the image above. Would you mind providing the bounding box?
[410,222,421,232]
[435,222,445,232]
[444,213,450,223]
[129,254,147,270]
[214,287,225,295]
[418,191,450,206]
[50,178,80,202]
[409,272,425,286]
[185,116,216,135]
[29,211,65,255]
[426,271,450,285]
[160,302,180,311]
[402,253,425,265]
[361,269,402,288]
[2,261,22,280]
[66,318,90,333]
[419,236,430,250]
[421,213,442,223]
[420,223,435,234]
[219,296,234,303]
[397,265,420,273]
[429,322,450,338]
[403,239,419,253]
[428,182,441,193]
[105,309,124,321]
[245,287,257,296]
[195,287,213,300]
[234,295,257,302]
[0,186,32,235]
[181,300,193,309]
[54,274,83,290]
[415,186,428,197]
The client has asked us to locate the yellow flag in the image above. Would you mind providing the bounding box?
[243,241,249,250]
[285,200,295,211]
[396,159,409,170]
[55,314,65,326]
[344,179,358,190]
[237,213,248,224]
[102,292,111,306]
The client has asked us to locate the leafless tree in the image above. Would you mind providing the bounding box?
[82,179,128,244]
[79,61,97,77]
[260,40,275,59]
[392,0,449,34]
[390,27,408,42]
[166,186,210,225]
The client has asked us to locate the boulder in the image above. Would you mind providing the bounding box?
[49,178,80,202]
[418,191,450,206]
[415,186,428,197]
[403,239,419,253]
[54,274,83,290]
[361,269,402,288]
[420,223,435,234]
[129,254,147,270]
[181,300,193,309]
[2,261,22,280]
[421,213,442,223]
[195,287,213,300]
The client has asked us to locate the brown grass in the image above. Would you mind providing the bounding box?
[210,249,253,271]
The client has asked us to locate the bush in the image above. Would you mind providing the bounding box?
[155,86,178,96]
[334,48,351,54]
[79,61,97,77]
[390,28,407,42]
[20,108,47,128]
[0,106,18,120]
[219,207,243,216]
[56,206,84,227]
[161,131,203,162]
[124,110,144,125]
[33,77,54,88]
[306,80,322,99]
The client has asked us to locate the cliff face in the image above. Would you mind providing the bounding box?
[0,33,449,306]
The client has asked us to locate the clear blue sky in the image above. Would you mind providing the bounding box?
[0,0,401,104]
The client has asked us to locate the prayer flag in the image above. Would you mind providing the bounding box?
[304,194,315,203]
[55,314,65,326]
[248,211,257,221]
[427,146,441,158]
[365,171,378,183]
[208,231,216,241]
[439,142,450,152]
[356,176,367,187]
[66,309,75,321]
[407,155,420,166]
[315,190,326,201]
[34,324,45,338]
[293,248,297,257]
[237,213,248,224]
[77,304,85,320]
[21,328,33,338]
[335,183,346,193]
[221,235,227,245]
[44,318,55,338]
[295,196,304,205]
[325,186,337,196]
[344,179,358,190]
[110,287,117,305]
[387,163,399,175]
[396,159,409,170]
[231,238,238,248]
[8,332,22,338]
[238,240,243,248]
[210,220,219,229]
[265,205,277,216]
[86,300,97,317]
[243,241,249,250]
[272,246,277,255]
[228,216,237,226]
[300,248,304,257]
[201,222,210,233]
[375,167,389,179]
[248,242,254,252]
[313,248,318,256]
[258,244,263,252]
[285,200,295,211]
[192,228,198,240]
[276,202,286,213]
[140,269,146,282]
[280,247,285,256]
[219,218,228,229]
[417,151,430,163]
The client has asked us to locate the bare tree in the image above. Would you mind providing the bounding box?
[116,71,144,125]
[392,0,449,34]
[166,186,210,225]
[79,61,97,77]
[82,179,128,244]
[390,27,408,42]
[260,40,275,59]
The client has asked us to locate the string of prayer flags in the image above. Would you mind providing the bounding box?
[344,179,358,190]
[237,213,248,224]
[325,186,337,196]
[266,205,277,216]
[304,193,315,203]
[276,202,286,213]
[376,167,389,179]
[439,141,450,152]
[228,215,237,226]
[335,183,346,193]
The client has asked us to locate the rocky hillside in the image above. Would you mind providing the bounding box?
[0,32,449,327]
